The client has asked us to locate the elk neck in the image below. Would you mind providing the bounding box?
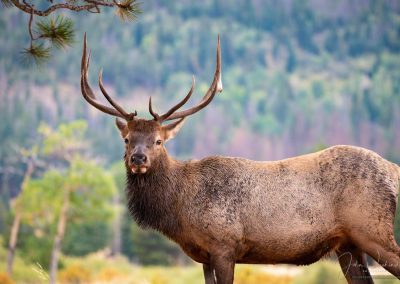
[125,150,184,236]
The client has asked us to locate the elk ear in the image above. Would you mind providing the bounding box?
[163,118,186,142]
[115,118,128,137]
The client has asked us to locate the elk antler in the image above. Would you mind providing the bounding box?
[81,33,137,121]
[149,34,223,122]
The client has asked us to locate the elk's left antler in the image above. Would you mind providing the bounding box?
[149,34,223,122]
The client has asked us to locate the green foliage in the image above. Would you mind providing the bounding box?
[67,157,116,221]
[62,222,110,256]
[291,0,319,54]
[21,155,116,224]
[110,161,125,192]
[130,226,181,265]
[15,155,116,269]
[36,16,74,49]
[6,122,117,272]
[18,231,53,269]
[21,43,51,66]
[38,120,87,157]
[18,169,63,221]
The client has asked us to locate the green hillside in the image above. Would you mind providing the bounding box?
[2,0,400,162]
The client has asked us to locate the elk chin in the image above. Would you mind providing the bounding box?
[130,165,148,174]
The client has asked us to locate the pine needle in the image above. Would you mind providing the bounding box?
[20,43,51,66]
[0,0,13,8]
[36,15,75,49]
[115,0,142,22]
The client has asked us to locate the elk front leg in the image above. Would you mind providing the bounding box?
[210,255,235,284]
[203,263,216,284]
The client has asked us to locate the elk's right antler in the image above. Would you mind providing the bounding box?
[81,33,137,121]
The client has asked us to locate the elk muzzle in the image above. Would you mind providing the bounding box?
[130,152,149,174]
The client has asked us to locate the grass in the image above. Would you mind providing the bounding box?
[1,242,398,284]
[50,251,295,284]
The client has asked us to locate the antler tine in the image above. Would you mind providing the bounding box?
[98,69,136,120]
[149,97,160,120]
[159,75,196,121]
[149,75,196,122]
[161,34,222,122]
[81,33,135,120]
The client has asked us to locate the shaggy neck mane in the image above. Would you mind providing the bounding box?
[125,152,182,236]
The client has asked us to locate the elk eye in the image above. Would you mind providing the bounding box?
[156,139,162,145]
[124,138,129,144]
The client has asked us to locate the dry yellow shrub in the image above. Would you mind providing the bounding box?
[58,264,92,284]
[235,267,292,284]
[0,272,15,284]
[97,267,123,282]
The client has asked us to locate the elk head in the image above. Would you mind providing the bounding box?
[80,33,222,174]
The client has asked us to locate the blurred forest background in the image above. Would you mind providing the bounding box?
[1,0,400,283]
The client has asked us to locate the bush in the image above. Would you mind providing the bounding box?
[62,222,110,257]
[235,266,293,284]
[97,267,124,282]
[58,264,92,284]
[0,272,15,284]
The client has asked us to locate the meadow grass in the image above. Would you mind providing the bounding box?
[1,245,399,284]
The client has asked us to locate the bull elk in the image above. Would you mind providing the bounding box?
[80,33,400,284]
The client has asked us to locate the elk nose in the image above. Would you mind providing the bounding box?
[131,153,147,165]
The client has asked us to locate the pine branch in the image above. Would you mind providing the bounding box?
[115,0,142,22]
[6,0,142,66]
[36,15,74,49]
[21,43,51,66]
[11,0,101,16]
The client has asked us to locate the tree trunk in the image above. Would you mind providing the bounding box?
[6,212,21,275]
[6,160,34,276]
[49,189,70,284]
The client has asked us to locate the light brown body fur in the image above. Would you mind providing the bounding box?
[125,140,400,284]
[181,145,399,264]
